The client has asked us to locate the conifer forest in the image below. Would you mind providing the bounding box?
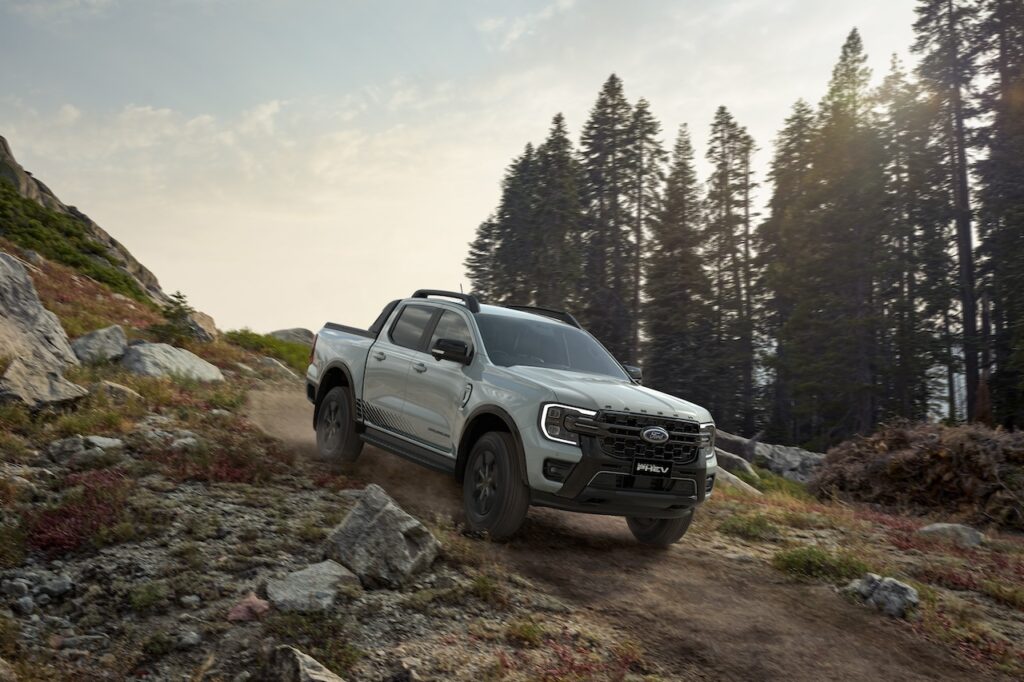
[464,1,1024,449]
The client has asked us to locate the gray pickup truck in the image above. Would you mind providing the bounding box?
[306,290,717,546]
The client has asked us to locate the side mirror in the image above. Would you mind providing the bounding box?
[431,338,471,364]
[624,364,643,383]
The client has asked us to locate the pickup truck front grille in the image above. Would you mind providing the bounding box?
[583,411,700,466]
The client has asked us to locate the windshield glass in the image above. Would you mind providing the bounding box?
[475,313,628,379]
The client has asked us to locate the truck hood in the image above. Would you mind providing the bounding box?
[504,366,713,423]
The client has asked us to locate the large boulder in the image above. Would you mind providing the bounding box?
[845,573,919,619]
[266,646,346,682]
[270,328,314,347]
[717,430,824,483]
[0,252,87,407]
[265,560,360,612]
[322,484,439,588]
[916,523,984,548]
[186,311,219,343]
[121,343,224,382]
[71,325,127,364]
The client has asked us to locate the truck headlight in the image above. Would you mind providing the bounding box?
[700,423,716,459]
[540,403,596,446]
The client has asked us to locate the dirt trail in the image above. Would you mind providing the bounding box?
[247,387,982,681]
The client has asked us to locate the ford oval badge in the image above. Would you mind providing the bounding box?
[640,426,670,444]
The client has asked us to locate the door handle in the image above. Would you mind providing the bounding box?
[373,351,386,361]
[413,362,427,373]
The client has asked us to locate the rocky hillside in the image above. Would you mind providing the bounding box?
[0,136,164,303]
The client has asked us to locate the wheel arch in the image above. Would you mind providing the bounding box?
[456,405,527,484]
[313,362,356,428]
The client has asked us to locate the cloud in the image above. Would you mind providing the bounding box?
[5,0,115,19]
[477,0,576,51]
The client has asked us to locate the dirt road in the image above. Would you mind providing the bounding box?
[248,387,981,681]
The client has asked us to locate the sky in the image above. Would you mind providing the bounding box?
[0,0,917,333]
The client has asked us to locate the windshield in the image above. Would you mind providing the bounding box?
[475,313,629,380]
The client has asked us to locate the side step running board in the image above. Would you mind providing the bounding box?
[361,427,456,475]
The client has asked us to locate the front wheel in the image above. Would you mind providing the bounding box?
[462,432,529,541]
[316,386,363,463]
[626,510,694,547]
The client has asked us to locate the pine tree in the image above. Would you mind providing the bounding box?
[625,99,667,362]
[773,29,888,448]
[703,106,758,433]
[759,100,817,443]
[874,56,957,422]
[644,125,715,405]
[578,74,636,361]
[976,0,1024,427]
[913,0,982,420]
[465,217,499,300]
[533,114,585,309]
[490,144,539,304]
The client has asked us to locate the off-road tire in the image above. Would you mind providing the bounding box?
[626,510,694,547]
[316,386,363,463]
[463,431,529,541]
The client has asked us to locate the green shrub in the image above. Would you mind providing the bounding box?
[224,328,309,373]
[0,612,18,657]
[148,291,196,345]
[772,545,868,582]
[738,466,815,501]
[129,581,170,612]
[264,612,363,673]
[505,618,544,647]
[0,523,26,568]
[719,513,780,541]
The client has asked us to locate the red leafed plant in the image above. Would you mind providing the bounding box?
[27,469,133,555]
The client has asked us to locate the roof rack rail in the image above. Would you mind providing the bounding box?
[411,289,481,313]
[504,304,581,329]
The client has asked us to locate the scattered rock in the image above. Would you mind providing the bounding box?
[177,629,202,649]
[170,437,201,452]
[1,579,28,598]
[269,328,315,347]
[14,595,34,615]
[0,657,16,682]
[180,594,201,609]
[84,436,124,451]
[93,380,144,404]
[714,448,758,478]
[68,447,122,471]
[71,325,127,365]
[47,436,85,463]
[0,252,88,407]
[714,468,762,496]
[917,523,984,548]
[266,560,360,613]
[38,575,73,599]
[59,634,108,651]
[844,573,919,618]
[227,592,270,622]
[121,343,224,382]
[322,484,439,588]
[266,645,346,682]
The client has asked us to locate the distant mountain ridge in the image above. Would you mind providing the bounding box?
[0,135,166,302]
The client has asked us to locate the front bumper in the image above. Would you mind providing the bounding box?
[530,435,713,519]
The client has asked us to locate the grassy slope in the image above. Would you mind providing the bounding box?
[0,180,147,300]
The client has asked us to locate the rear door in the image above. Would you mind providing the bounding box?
[403,308,476,453]
[361,303,435,438]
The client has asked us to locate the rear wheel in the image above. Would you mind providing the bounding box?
[626,510,694,547]
[316,386,363,462]
[463,432,529,541]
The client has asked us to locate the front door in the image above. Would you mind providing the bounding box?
[403,309,475,453]
[361,303,435,439]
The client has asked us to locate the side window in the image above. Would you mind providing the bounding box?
[389,305,434,350]
[429,311,473,349]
